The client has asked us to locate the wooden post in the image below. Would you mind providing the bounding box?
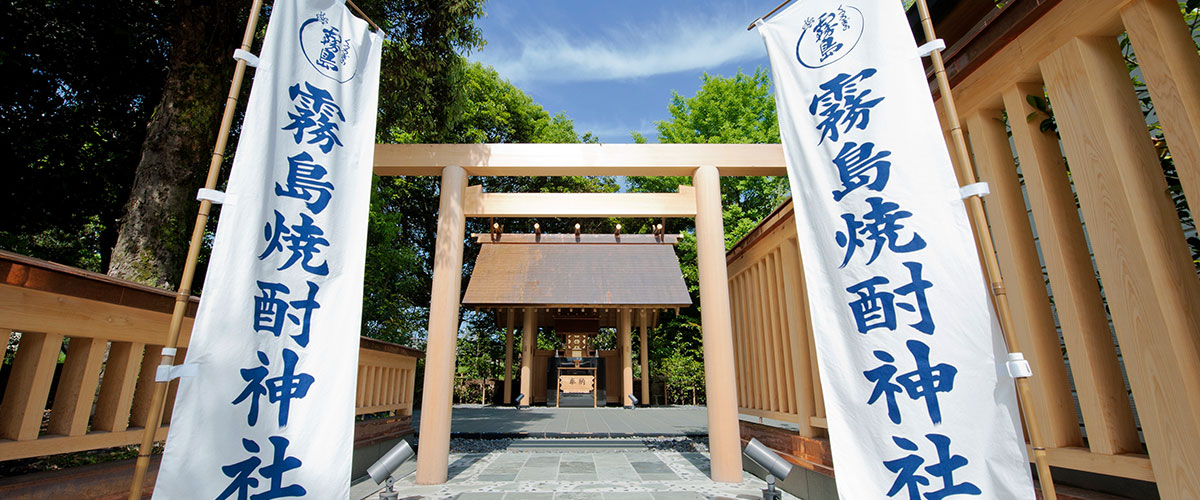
[414,165,468,485]
[913,0,1056,496]
[1122,0,1200,208]
[639,309,650,406]
[520,307,536,407]
[48,337,107,437]
[504,309,515,404]
[127,0,264,496]
[0,331,63,440]
[619,308,633,408]
[1041,35,1200,497]
[693,165,742,483]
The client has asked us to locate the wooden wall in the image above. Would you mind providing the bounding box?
[0,251,422,462]
[728,0,1200,496]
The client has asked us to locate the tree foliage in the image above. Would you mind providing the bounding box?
[0,0,170,272]
[627,69,790,398]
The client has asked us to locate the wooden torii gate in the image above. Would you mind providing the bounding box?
[374,143,787,484]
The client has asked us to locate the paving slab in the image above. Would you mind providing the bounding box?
[414,405,709,437]
[355,449,798,500]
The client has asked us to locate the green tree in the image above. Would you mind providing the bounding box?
[630,68,791,397]
[0,0,170,272]
[106,0,487,289]
[367,62,616,350]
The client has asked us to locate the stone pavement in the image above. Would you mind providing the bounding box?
[415,405,709,437]
[352,449,798,500]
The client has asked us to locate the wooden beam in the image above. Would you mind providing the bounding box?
[0,331,64,440]
[1042,36,1200,496]
[463,185,697,218]
[373,143,788,177]
[966,108,1087,450]
[48,337,108,437]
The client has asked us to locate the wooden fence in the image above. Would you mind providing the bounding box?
[0,250,419,462]
[728,0,1200,496]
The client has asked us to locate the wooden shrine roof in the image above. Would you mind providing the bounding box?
[462,234,692,309]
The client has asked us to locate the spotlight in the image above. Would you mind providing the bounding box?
[366,439,415,500]
[628,393,639,408]
[744,438,793,500]
[514,393,525,409]
[574,223,581,238]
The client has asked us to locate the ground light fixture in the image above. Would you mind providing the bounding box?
[366,439,415,500]
[627,393,639,408]
[514,393,525,409]
[744,438,793,500]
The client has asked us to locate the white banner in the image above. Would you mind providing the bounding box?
[155,0,380,498]
[758,2,1034,499]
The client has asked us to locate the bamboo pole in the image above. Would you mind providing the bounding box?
[126,0,265,497]
[913,0,1057,497]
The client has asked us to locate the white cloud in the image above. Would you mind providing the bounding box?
[473,11,765,84]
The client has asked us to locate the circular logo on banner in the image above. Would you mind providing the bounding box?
[795,5,864,69]
[299,12,358,83]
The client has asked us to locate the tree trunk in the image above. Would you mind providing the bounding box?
[107,0,248,288]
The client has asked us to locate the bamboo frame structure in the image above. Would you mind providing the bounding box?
[126,0,265,497]
[913,0,1057,497]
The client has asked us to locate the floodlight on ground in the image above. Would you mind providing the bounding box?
[514,393,525,408]
[744,438,793,500]
[366,439,415,500]
[628,393,639,408]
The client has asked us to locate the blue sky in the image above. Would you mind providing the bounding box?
[467,1,775,143]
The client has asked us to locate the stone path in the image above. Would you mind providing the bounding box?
[352,449,799,500]
[415,406,709,437]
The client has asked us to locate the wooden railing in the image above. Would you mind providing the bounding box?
[728,0,1200,496]
[0,250,420,462]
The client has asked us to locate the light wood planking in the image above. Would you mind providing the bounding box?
[769,250,797,416]
[129,346,163,429]
[0,331,64,440]
[374,143,787,177]
[463,185,697,218]
[1004,82,1137,452]
[966,109,1089,449]
[780,238,817,437]
[92,342,145,432]
[48,337,108,436]
[740,407,803,425]
[0,285,193,346]
[0,427,169,462]
[729,274,746,408]
[1035,446,1155,482]
[753,263,778,412]
[1122,0,1200,212]
[1042,36,1200,497]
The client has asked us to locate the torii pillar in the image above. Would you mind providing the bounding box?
[693,165,742,483]
[414,166,467,484]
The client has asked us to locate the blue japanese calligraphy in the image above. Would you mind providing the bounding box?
[896,340,956,425]
[232,350,315,427]
[864,350,903,424]
[275,152,334,214]
[254,436,307,499]
[884,434,980,500]
[809,68,884,144]
[923,434,982,500]
[233,351,272,426]
[831,141,891,202]
[286,281,320,348]
[266,349,315,427]
[254,281,291,338]
[217,438,262,500]
[836,197,926,267]
[846,276,895,334]
[282,82,345,154]
[883,436,927,500]
[863,340,957,424]
[895,262,934,335]
[259,211,330,276]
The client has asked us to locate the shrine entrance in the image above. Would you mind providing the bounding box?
[374,143,788,485]
[461,231,692,409]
